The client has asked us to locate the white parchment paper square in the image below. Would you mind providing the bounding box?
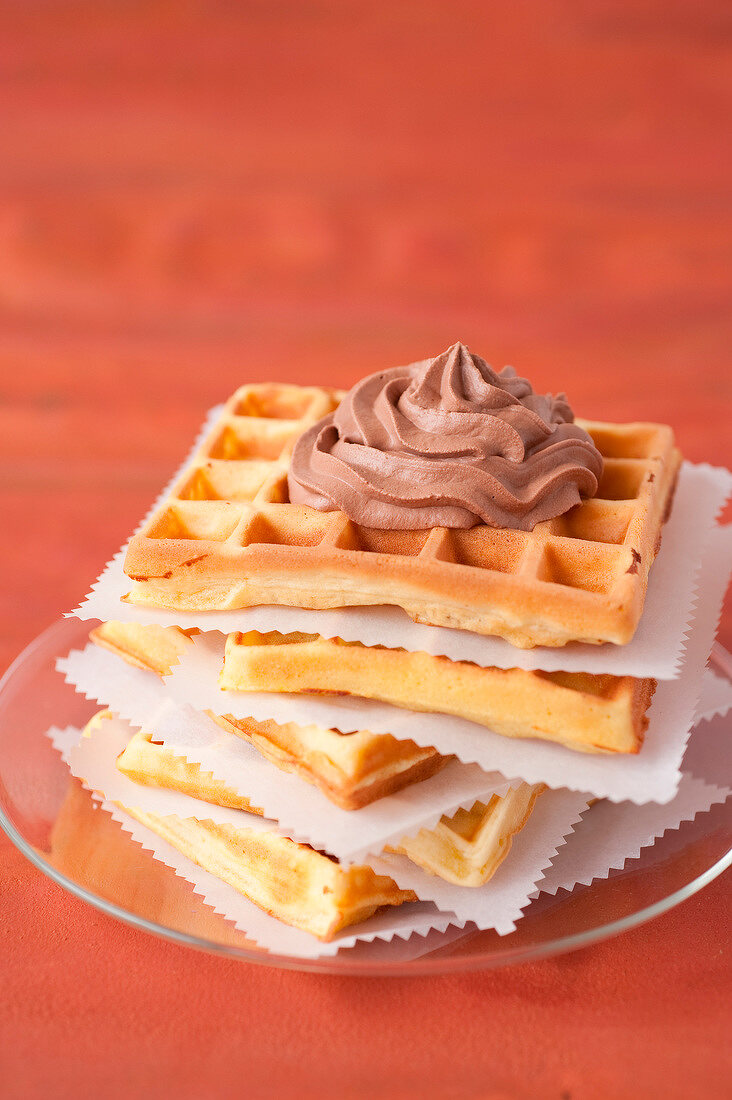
[533,770,729,898]
[697,664,732,724]
[163,525,732,805]
[682,710,732,792]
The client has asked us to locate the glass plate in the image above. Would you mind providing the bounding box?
[0,617,729,975]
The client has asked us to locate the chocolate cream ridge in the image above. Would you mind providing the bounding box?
[287,343,603,530]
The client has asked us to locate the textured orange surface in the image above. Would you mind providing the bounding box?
[1,3,731,1098]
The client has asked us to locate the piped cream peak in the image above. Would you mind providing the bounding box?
[288,344,603,530]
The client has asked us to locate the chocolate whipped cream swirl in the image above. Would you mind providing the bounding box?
[288,343,603,530]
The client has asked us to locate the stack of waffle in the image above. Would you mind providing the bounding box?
[58,376,732,950]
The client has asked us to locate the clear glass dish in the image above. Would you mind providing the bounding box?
[0,616,729,975]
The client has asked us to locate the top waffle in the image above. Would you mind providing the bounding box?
[123,383,681,648]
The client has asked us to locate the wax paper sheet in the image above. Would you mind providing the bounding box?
[163,526,732,804]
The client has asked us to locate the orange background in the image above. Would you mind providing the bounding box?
[1,4,731,1097]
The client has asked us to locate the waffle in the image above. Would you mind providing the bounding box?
[117,728,264,813]
[90,621,194,676]
[222,630,655,754]
[388,783,545,887]
[91,622,445,809]
[123,383,681,647]
[213,713,445,810]
[109,713,545,888]
[120,810,417,941]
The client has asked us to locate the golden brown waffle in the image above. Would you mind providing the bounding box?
[212,712,445,810]
[91,622,445,809]
[222,630,655,754]
[90,621,194,677]
[117,729,264,814]
[123,383,681,647]
[106,713,544,889]
[388,783,545,887]
[119,811,416,941]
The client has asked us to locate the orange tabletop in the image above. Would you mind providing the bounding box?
[1,5,730,1098]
